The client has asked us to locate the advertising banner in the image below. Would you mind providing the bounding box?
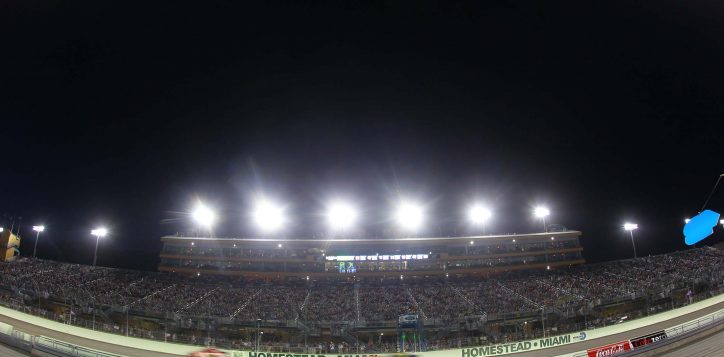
[630,330,667,349]
[586,340,632,357]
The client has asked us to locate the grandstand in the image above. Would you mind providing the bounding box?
[158,231,585,279]
[0,232,721,354]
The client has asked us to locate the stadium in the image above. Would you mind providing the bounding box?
[0,225,722,356]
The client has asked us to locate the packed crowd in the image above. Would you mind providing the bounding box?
[0,247,721,324]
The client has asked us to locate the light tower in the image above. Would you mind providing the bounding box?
[32,225,45,258]
[623,223,639,259]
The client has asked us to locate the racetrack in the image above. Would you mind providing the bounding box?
[660,327,724,357]
[516,300,724,357]
[0,342,30,357]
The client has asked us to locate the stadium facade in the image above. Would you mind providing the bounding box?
[158,231,585,279]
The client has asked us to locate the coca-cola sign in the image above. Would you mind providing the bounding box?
[586,340,633,357]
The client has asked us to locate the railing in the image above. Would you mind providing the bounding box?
[34,336,123,357]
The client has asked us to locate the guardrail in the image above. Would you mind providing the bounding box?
[34,336,124,357]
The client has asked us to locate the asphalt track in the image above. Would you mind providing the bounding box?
[0,312,180,357]
[0,342,30,357]
[0,301,723,356]
[515,300,724,357]
[660,328,724,357]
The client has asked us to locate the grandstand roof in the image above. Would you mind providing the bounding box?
[161,230,582,247]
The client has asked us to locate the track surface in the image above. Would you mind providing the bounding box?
[0,302,723,356]
[515,300,724,357]
[660,328,724,357]
[0,313,180,357]
[0,342,30,357]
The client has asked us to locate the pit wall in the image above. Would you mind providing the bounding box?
[0,293,723,357]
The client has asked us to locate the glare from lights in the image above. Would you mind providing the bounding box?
[32,225,45,232]
[546,265,551,270]
[277,243,282,248]
[623,223,639,231]
[252,199,285,232]
[326,201,358,231]
[470,240,474,245]
[192,203,216,228]
[0,227,3,232]
[91,227,108,237]
[684,218,691,224]
[395,202,424,231]
[534,206,550,218]
[468,204,492,225]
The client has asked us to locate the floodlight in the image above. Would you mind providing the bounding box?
[468,204,492,225]
[326,201,358,230]
[623,223,638,231]
[32,225,45,258]
[534,206,550,218]
[623,222,639,258]
[252,199,285,232]
[91,227,108,237]
[90,227,108,266]
[395,202,424,231]
[192,203,216,228]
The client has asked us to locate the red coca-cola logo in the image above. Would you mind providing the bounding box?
[587,340,632,357]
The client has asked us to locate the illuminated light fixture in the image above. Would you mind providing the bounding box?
[470,240,474,245]
[326,201,358,231]
[91,227,108,237]
[623,223,638,231]
[277,243,282,248]
[623,222,639,259]
[721,219,724,226]
[546,266,550,270]
[395,202,424,231]
[534,206,551,232]
[90,227,108,267]
[551,237,555,240]
[32,225,45,258]
[512,239,516,243]
[468,204,492,225]
[252,199,285,232]
[0,227,3,232]
[534,206,550,218]
[685,218,691,224]
[192,203,216,228]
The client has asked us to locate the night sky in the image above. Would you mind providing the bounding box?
[2,1,723,271]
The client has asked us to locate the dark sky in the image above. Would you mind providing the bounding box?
[2,1,723,271]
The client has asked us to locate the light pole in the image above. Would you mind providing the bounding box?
[90,227,108,266]
[623,223,638,259]
[534,207,550,233]
[192,202,216,237]
[32,225,45,258]
[256,318,261,351]
[468,204,492,235]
